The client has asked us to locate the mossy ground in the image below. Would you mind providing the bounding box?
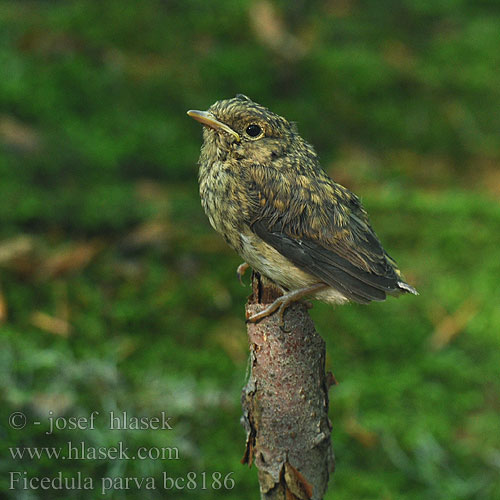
[1,1,500,498]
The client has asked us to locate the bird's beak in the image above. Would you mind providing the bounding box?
[187,110,240,142]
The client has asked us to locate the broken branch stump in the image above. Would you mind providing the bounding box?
[241,273,335,500]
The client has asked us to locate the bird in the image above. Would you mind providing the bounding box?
[187,94,417,323]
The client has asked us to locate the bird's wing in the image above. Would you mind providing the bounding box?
[247,168,411,303]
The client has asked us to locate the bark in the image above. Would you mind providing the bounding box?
[241,273,335,500]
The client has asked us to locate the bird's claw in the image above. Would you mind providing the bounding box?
[236,262,250,286]
[246,283,328,328]
[246,295,289,325]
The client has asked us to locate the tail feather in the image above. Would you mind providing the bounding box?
[397,281,418,295]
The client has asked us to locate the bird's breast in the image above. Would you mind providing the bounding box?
[199,160,249,250]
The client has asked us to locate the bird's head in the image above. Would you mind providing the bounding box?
[188,94,303,164]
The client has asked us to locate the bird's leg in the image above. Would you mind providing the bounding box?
[246,283,329,326]
[236,262,250,286]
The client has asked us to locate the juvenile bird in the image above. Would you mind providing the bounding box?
[188,95,417,323]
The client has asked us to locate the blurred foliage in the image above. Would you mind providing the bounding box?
[1,0,500,498]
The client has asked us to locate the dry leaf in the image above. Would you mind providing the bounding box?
[249,1,306,61]
[429,299,478,350]
[31,392,74,415]
[0,115,41,152]
[0,236,38,276]
[344,416,378,448]
[38,241,102,279]
[0,236,35,265]
[0,287,7,322]
[120,221,170,252]
[135,179,169,202]
[31,311,71,337]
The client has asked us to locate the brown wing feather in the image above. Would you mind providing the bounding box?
[246,166,412,303]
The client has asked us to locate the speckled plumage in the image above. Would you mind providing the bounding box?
[188,95,417,310]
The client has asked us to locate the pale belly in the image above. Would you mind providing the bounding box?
[238,230,349,305]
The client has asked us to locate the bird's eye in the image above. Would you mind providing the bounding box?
[245,124,263,138]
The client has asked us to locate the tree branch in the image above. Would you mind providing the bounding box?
[241,273,335,500]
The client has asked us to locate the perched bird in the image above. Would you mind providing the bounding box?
[188,95,417,323]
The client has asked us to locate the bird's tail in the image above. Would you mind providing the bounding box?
[397,281,418,295]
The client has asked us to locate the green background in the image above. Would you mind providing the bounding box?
[1,1,500,498]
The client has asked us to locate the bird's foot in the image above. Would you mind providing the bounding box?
[236,262,250,286]
[246,283,328,328]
